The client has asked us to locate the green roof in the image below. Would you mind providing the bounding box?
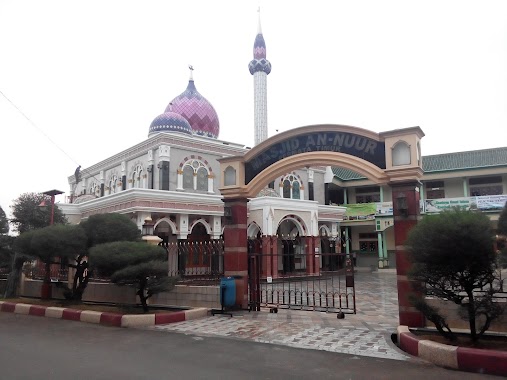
[332,147,507,181]
[422,147,507,172]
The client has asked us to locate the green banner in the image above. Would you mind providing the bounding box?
[344,203,376,221]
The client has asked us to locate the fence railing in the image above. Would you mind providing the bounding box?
[24,239,225,286]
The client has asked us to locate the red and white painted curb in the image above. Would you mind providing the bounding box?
[397,325,507,377]
[0,300,208,328]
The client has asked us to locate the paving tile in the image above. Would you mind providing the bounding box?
[151,272,410,361]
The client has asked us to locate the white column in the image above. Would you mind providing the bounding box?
[176,214,189,239]
[208,175,214,194]
[253,72,268,146]
[211,216,222,239]
[177,170,183,190]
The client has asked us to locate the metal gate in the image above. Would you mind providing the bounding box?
[248,237,356,314]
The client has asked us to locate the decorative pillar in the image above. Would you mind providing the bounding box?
[271,235,279,279]
[382,230,389,267]
[208,174,214,194]
[176,169,183,190]
[261,236,272,278]
[462,177,468,197]
[377,232,384,268]
[313,236,321,275]
[392,181,425,327]
[305,236,314,275]
[223,198,249,308]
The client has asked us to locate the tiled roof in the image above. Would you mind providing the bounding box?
[332,147,507,181]
[422,147,507,172]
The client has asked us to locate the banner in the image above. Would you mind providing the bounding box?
[424,195,507,213]
[344,203,376,221]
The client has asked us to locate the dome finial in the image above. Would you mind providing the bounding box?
[188,64,194,81]
[257,6,262,34]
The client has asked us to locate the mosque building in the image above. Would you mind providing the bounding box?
[61,11,507,280]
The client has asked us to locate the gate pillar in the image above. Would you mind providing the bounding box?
[392,182,425,327]
[223,198,249,308]
[262,236,278,278]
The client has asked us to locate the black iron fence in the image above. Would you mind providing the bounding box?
[24,239,225,286]
[248,237,356,314]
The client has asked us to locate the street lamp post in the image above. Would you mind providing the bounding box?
[40,189,64,299]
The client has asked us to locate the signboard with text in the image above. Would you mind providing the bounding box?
[245,131,386,184]
[424,195,507,213]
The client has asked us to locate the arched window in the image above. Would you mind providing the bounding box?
[281,174,303,199]
[89,182,100,197]
[292,181,300,200]
[180,159,211,192]
[183,166,194,190]
[131,164,143,188]
[392,141,411,166]
[283,180,291,198]
[224,166,236,186]
[108,175,118,194]
[196,167,208,191]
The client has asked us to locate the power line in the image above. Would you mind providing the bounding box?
[0,89,102,190]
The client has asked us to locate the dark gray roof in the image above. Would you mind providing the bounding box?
[332,147,507,181]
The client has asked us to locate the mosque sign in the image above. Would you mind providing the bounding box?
[245,131,386,183]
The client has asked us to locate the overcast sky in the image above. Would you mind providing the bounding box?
[1,0,506,216]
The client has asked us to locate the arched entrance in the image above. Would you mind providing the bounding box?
[219,124,425,327]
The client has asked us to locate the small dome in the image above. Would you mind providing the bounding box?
[166,80,220,139]
[149,111,193,137]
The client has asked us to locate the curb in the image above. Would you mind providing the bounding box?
[397,325,507,376]
[0,300,208,328]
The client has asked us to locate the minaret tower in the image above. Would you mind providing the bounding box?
[248,8,272,146]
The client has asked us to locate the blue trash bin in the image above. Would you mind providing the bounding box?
[220,276,236,308]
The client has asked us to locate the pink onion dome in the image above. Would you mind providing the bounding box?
[165,78,220,139]
[148,111,192,137]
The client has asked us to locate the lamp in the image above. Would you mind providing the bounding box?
[395,193,409,217]
[142,216,154,236]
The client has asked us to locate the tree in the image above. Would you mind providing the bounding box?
[4,231,35,298]
[10,192,67,234]
[0,206,8,235]
[498,202,507,267]
[406,208,504,342]
[80,213,141,247]
[59,213,142,301]
[90,241,176,312]
[0,206,13,270]
[14,225,88,300]
[498,202,507,237]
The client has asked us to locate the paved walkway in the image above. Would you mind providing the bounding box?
[152,271,410,361]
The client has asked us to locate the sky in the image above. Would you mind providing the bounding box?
[1,0,507,216]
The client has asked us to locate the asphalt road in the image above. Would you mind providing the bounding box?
[0,313,497,380]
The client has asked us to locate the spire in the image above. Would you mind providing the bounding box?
[188,65,194,81]
[248,8,271,146]
[257,7,262,34]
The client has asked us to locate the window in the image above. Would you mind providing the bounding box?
[108,175,118,194]
[224,166,236,186]
[183,166,194,190]
[281,174,302,200]
[358,233,378,252]
[181,159,210,192]
[355,186,380,203]
[131,164,143,188]
[392,141,411,166]
[196,167,207,191]
[425,180,445,199]
[469,176,503,196]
